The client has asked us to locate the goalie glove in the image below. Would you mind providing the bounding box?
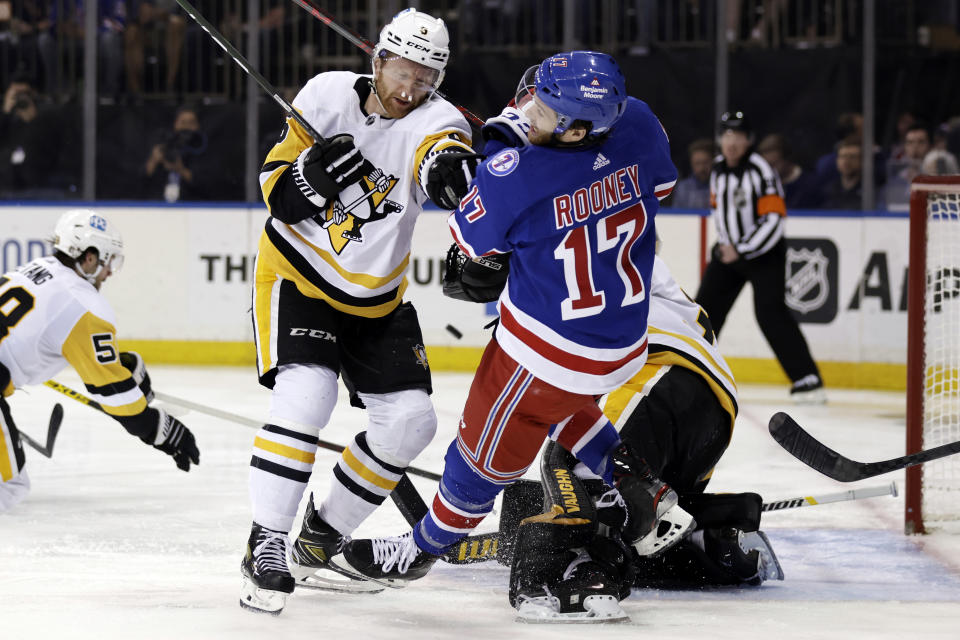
[481,106,532,149]
[153,408,200,472]
[426,150,484,210]
[291,134,372,208]
[442,243,510,303]
[119,351,154,403]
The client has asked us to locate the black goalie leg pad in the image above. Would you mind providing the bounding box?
[497,479,545,566]
[507,510,597,609]
[539,440,598,523]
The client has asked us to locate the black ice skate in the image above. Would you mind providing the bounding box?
[340,531,438,588]
[239,522,295,615]
[790,374,826,405]
[289,493,385,593]
[613,445,695,556]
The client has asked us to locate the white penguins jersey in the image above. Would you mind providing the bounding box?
[601,256,738,433]
[257,71,472,317]
[0,257,146,416]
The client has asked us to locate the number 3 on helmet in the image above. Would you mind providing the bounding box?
[530,51,628,136]
[374,8,450,90]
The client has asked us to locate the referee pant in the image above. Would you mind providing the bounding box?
[695,239,820,384]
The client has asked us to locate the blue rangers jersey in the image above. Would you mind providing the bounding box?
[449,97,677,394]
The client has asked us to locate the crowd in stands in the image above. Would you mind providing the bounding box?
[670,111,960,212]
[1,1,959,205]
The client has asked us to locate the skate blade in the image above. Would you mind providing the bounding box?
[632,506,696,557]
[515,595,630,624]
[331,557,412,590]
[741,531,785,581]
[239,576,288,615]
[290,561,388,593]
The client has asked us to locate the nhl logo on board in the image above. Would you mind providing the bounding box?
[487,148,520,177]
[786,247,829,313]
[785,239,838,323]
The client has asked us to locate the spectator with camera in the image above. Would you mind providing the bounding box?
[0,72,70,199]
[143,104,226,202]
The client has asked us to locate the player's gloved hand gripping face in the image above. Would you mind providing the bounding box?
[295,134,372,203]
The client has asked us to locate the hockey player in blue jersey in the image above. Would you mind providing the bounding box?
[337,51,683,607]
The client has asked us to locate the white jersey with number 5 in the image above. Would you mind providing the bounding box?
[0,256,145,416]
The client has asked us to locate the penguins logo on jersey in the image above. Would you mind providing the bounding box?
[320,167,403,254]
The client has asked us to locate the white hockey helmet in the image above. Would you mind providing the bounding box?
[53,209,124,283]
[374,8,449,88]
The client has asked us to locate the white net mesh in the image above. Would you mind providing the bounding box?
[922,188,960,525]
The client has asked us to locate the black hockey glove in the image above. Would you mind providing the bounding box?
[426,150,484,210]
[481,106,532,149]
[119,350,154,403]
[442,243,510,303]
[292,134,371,207]
[153,409,199,472]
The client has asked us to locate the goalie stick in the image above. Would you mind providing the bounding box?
[769,411,960,482]
[441,482,900,565]
[18,403,64,458]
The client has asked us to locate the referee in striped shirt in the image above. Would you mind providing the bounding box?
[695,111,824,403]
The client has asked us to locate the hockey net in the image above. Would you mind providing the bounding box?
[906,175,960,534]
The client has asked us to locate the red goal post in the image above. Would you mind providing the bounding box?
[906,175,960,534]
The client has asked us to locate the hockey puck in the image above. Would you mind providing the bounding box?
[445,324,463,340]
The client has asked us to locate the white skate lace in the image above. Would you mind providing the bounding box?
[254,531,291,575]
[371,531,419,574]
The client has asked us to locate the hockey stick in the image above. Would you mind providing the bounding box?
[441,482,901,565]
[173,0,326,144]
[152,391,434,526]
[18,403,64,458]
[151,391,441,482]
[288,0,485,129]
[769,411,960,482]
[760,481,897,511]
[45,379,433,528]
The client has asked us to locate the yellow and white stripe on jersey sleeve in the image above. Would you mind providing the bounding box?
[61,312,146,417]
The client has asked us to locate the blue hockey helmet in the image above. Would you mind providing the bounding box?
[532,51,628,136]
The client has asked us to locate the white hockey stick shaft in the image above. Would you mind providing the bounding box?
[761,482,897,512]
[154,391,260,429]
[152,390,441,483]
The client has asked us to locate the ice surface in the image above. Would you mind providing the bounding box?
[2,368,959,639]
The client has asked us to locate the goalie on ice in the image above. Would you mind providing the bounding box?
[447,253,785,622]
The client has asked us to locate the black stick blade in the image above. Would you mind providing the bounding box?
[768,412,865,482]
[46,403,64,456]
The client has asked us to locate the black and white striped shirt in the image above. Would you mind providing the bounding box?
[709,151,786,259]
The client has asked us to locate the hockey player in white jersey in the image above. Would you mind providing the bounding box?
[240,8,481,614]
[0,209,200,512]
